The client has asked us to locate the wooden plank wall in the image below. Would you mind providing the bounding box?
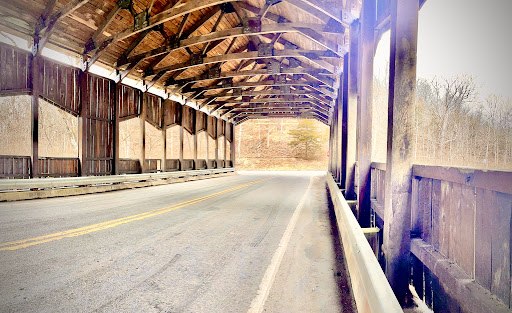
[0,42,227,178]
[163,100,181,127]
[217,118,225,137]
[196,111,207,133]
[225,122,233,142]
[0,43,31,94]
[38,157,79,177]
[81,73,115,176]
[182,105,195,134]
[411,165,512,308]
[38,57,80,115]
[207,115,217,138]
[0,155,31,178]
[119,159,140,174]
[117,84,140,120]
[145,93,162,129]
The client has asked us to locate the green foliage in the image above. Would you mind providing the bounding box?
[288,119,322,160]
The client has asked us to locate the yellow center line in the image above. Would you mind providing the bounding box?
[0,177,272,251]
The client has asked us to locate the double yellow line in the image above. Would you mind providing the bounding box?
[0,177,271,251]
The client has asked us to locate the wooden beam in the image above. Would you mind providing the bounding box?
[357,0,375,228]
[198,89,333,106]
[121,22,345,67]
[147,50,338,85]
[31,56,40,177]
[383,0,419,302]
[88,3,122,45]
[170,67,335,88]
[120,7,221,80]
[344,22,358,199]
[91,0,237,59]
[283,0,355,26]
[36,0,91,55]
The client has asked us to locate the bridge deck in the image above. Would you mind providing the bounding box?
[0,172,355,312]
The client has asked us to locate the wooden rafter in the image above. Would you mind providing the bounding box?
[169,66,335,88]
[187,77,335,98]
[87,0,238,62]
[119,22,344,68]
[146,49,339,86]
[36,0,91,55]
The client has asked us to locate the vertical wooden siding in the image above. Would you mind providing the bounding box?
[411,166,512,307]
[207,115,217,138]
[117,84,140,120]
[145,93,162,128]
[82,73,115,176]
[0,43,31,93]
[38,57,80,115]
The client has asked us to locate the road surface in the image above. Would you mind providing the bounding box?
[0,171,355,312]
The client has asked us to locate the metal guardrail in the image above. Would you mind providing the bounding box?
[0,168,236,191]
[326,173,403,313]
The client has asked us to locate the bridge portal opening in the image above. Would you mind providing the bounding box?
[235,118,329,171]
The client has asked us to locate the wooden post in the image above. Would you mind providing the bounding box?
[215,129,219,169]
[223,122,227,168]
[345,23,359,200]
[336,75,344,186]
[78,69,87,176]
[341,53,349,189]
[231,123,236,167]
[206,129,210,168]
[383,0,419,302]
[357,0,375,227]
[193,111,198,170]
[30,53,40,178]
[179,124,184,171]
[161,99,167,172]
[113,82,120,175]
[140,92,146,173]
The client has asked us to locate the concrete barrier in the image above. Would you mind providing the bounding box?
[0,168,236,201]
[326,173,403,313]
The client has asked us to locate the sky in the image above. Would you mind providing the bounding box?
[374,0,512,101]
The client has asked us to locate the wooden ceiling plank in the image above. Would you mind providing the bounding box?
[147,50,337,84]
[36,0,91,55]
[123,22,343,67]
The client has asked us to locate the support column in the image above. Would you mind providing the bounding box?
[179,124,184,170]
[345,23,359,200]
[223,126,227,168]
[161,100,167,172]
[193,131,198,170]
[357,0,375,226]
[113,82,120,175]
[30,54,40,178]
[140,93,146,173]
[215,134,219,169]
[383,0,419,301]
[78,69,87,177]
[231,123,236,167]
[336,75,344,186]
[341,53,349,189]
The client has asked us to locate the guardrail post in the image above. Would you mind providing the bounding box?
[384,0,419,302]
[357,0,376,227]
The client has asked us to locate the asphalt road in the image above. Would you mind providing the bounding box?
[0,171,355,313]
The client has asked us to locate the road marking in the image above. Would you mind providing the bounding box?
[0,177,271,251]
[247,176,314,313]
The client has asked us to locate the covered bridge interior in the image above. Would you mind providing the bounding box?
[0,0,511,313]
